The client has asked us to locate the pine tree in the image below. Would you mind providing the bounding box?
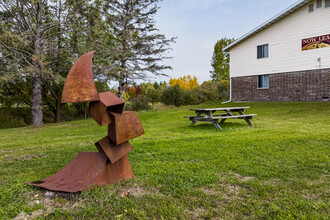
[0,0,103,124]
[103,0,175,99]
[0,0,55,126]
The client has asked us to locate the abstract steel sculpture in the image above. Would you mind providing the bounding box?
[27,51,144,193]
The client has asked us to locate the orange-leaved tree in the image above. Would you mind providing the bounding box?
[169,75,199,90]
[128,86,136,99]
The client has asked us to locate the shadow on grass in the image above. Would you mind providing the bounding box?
[180,122,251,132]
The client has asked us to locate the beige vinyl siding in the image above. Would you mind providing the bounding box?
[230,0,330,78]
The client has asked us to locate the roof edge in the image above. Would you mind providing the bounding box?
[223,0,312,52]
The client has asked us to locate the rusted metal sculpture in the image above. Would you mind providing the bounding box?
[61,51,100,103]
[89,91,125,126]
[27,51,143,193]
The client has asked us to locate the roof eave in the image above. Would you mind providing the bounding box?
[223,0,312,52]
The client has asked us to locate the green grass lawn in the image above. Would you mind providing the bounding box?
[0,102,329,219]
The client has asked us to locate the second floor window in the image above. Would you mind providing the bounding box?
[257,44,269,59]
[326,0,330,7]
[309,4,314,12]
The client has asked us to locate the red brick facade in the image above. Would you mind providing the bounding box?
[232,68,330,102]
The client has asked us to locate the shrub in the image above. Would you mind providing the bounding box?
[126,95,151,111]
[182,89,199,105]
[60,103,88,121]
[145,86,162,104]
[217,80,230,99]
[162,80,230,106]
[161,84,185,107]
[189,81,230,104]
[0,107,31,128]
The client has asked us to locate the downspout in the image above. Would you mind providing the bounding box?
[222,51,232,104]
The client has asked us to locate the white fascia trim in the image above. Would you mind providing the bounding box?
[223,0,312,52]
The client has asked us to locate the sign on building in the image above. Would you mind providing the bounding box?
[302,34,330,51]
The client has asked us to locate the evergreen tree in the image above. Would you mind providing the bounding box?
[103,0,175,99]
[153,82,159,89]
[0,0,56,126]
[0,0,104,123]
[210,38,235,81]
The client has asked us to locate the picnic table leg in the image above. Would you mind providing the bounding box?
[244,118,255,127]
[212,120,222,131]
[190,113,201,126]
[238,110,255,127]
[220,119,226,124]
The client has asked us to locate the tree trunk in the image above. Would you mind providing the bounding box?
[31,76,43,126]
[55,99,61,123]
[54,0,63,123]
[118,80,124,100]
[31,1,43,127]
[118,60,127,100]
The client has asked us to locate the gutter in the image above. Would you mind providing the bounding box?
[222,52,231,104]
[221,76,231,104]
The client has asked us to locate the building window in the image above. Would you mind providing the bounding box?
[257,44,268,59]
[258,75,269,89]
[317,0,322,8]
[309,4,314,12]
[326,0,330,7]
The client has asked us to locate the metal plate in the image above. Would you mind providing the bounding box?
[92,155,135,186]
[95,136,133,163]
[61,51,100,103]
[88,101,113,126]
[27,152,107,193]
[99,91,124,113]
[108,111,145,145]
[88,91,124,126]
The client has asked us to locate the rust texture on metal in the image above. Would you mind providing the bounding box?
[108,111,145,145]
[61,51,100,103]
[99,91,124,113]
[88,101,113,126]
[95,136,133,163]
[27,50,144,193]
[88,91,124,126]
[27,152,108,193]
[92,155,135,186]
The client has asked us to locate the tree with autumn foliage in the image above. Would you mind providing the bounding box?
[169,75,199,90]
[128,86,136,99]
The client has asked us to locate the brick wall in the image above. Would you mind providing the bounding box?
[232,68,330,102]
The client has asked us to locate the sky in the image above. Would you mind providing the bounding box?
[152,0,299,84]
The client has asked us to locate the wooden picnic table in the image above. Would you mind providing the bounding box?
[184,107,257,131]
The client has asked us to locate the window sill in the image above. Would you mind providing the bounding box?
[257,87,269,90]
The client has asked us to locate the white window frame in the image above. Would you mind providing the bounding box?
[309,4,314,12]
[257,75,269,89]
[257,44,269,59]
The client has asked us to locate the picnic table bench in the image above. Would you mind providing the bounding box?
[184,107,257,131]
